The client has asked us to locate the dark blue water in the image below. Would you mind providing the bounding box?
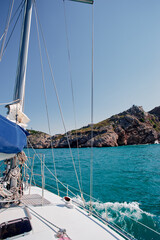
[26,144,160,240]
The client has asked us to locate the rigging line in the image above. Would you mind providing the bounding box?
[0,99,20,106]
[90,208,135,240]
[0,0,25,43]
[89,197,160,237]
[23,163,33,172]
[34,3,83,199]
[0,0,14,61]
[2,2,24,59]
[90,1,94,210]
[26,205,72,240]
[26,141,79,199]
[71,199,134,240]
[26,140,43,186]
[26,138,78,198]
[121,212,160,236]
[26,206,60,230]
[44,164,78,198]
[10,0,25,25]
[34,2,60,196]
[0,33,5,42]
[27,211,57,234]
[63,0,84,199]
[37,179,78,199]
[34,178,81,202]
[87,196,160,237]
[26,138,31,171]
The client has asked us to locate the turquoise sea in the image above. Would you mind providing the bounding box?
[27,144,160,240]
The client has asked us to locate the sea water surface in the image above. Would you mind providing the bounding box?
[27,144,160,240]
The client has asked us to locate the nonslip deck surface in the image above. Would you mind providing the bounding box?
[21,194,51,206]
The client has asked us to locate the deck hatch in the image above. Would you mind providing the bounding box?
[0,217,32,239]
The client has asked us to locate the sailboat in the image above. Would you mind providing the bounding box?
[1,0,158,239]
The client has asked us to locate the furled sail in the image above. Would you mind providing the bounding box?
[0,114,29,160]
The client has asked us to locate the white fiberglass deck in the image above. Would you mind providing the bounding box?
[0,186,127,240]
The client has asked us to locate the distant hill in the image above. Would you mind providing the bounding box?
[27,105,160,148]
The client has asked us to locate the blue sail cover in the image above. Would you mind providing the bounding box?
[0,114,29,154]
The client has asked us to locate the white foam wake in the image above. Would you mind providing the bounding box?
[73,196,154,225]
[94,201,154,220]
[73,197,159,239]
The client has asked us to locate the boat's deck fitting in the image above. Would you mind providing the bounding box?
[21,194,51,206]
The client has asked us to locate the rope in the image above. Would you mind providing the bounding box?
[121,212,160,236]
[45,165,78,197]
[25,139,78,199]
[34,2,83,200]
[26,139,32,182]
[63,0,84,202]
[90,207,135,240]
[26,206,71,239]
[0,33,5,42]
[27,205,60,230]
[36,180,77,200]
[0,0,14,61]
[90,2,94,211]
[0,0,25,52]
[10,0,25,25]
[2,1,25,60]
[33,3,59,196]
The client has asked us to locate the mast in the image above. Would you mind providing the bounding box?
[6,0,33,128]
[9,0,33,190]
[13,0,33,109]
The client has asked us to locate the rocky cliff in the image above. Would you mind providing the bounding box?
[27,105,160,148]
[27,130,51,148]
[149,106,160,120]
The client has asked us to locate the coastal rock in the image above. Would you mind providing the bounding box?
[115,126,127,145]
[27,130,51,148]
[27,105,160,148]
[84,127,118,147]
[149,106,160,120]
[126,126,158,145]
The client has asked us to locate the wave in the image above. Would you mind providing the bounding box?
[93,201,154,220]
[73,197,160,240]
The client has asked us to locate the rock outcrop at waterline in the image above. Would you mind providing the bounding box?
[27,105,160,148]
[27,130,51,148]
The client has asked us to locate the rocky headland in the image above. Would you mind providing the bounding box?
[27,105,160,148]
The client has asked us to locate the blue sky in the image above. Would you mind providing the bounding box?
[0,0,160,135]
